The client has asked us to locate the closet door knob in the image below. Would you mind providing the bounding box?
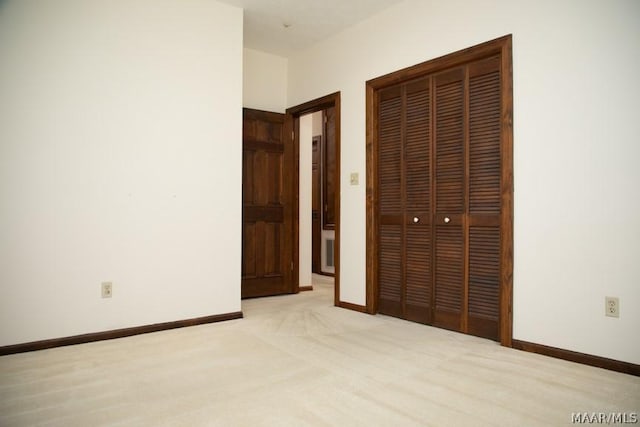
[413,217,420,223]
[444,217,451,223]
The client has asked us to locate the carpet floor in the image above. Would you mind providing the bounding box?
[1,277,638,426]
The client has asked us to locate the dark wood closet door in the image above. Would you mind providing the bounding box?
[369,36,512,344]
[376,56,504,341]
[378,85,403,318]
[377,78,432,324]
[404,78,432,324]
[242,108,294,298]
[466,56,502,339]
[432,67,465,332]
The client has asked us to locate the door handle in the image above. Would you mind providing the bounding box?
[413,217,420,223]
[444,217,451,223]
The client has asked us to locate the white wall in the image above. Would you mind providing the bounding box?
[0,0,243,346]
[312,112,323,137]
[243,48,288,113]
[287,0,640,364]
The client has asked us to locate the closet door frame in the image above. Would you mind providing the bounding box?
[365,35,513,347]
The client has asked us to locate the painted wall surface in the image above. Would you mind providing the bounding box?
[0,0,243,346]
[312,112,323,137]
[287,0,640,364]
[243,48,288,113]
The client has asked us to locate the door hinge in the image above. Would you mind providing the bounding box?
[291,261,294,271]
[291,130,295,140]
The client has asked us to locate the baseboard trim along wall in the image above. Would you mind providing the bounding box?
[337,301,368,313]
[0,311,244,356]
[512,340,639,377]
[3,312,637,378]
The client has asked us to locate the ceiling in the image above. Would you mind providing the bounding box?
[217,0,404,57]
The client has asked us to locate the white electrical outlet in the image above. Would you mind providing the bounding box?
[102,282,113,298]
[605,296,619,318]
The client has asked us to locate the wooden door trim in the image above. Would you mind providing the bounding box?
[286,92,341,306]
[365,35,513,346]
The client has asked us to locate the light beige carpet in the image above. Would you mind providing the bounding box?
[1,279,638,426]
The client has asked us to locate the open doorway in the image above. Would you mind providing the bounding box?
[304,110,335,278]
[287,93,340,306]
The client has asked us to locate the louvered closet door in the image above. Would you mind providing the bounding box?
[431,58,502,339]
[376,56,503,341]
[377,78,432,323]
[404,79,432,324]
[372,37,512,343]
[433,67,465,332]
[378,85,403,318]
[466,56,502,340]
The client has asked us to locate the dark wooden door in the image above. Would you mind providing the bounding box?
[376,55,505,341]
[312,135,321,273]
[242,108,294,298]
[323,107,336,229]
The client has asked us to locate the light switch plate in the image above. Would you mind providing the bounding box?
[350,172,359,186]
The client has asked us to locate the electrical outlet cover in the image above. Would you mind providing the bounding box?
[102,282,113,298]
[605,296,619,318]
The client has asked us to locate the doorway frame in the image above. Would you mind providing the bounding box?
[286,92,341,307]
[365,35,513,346]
